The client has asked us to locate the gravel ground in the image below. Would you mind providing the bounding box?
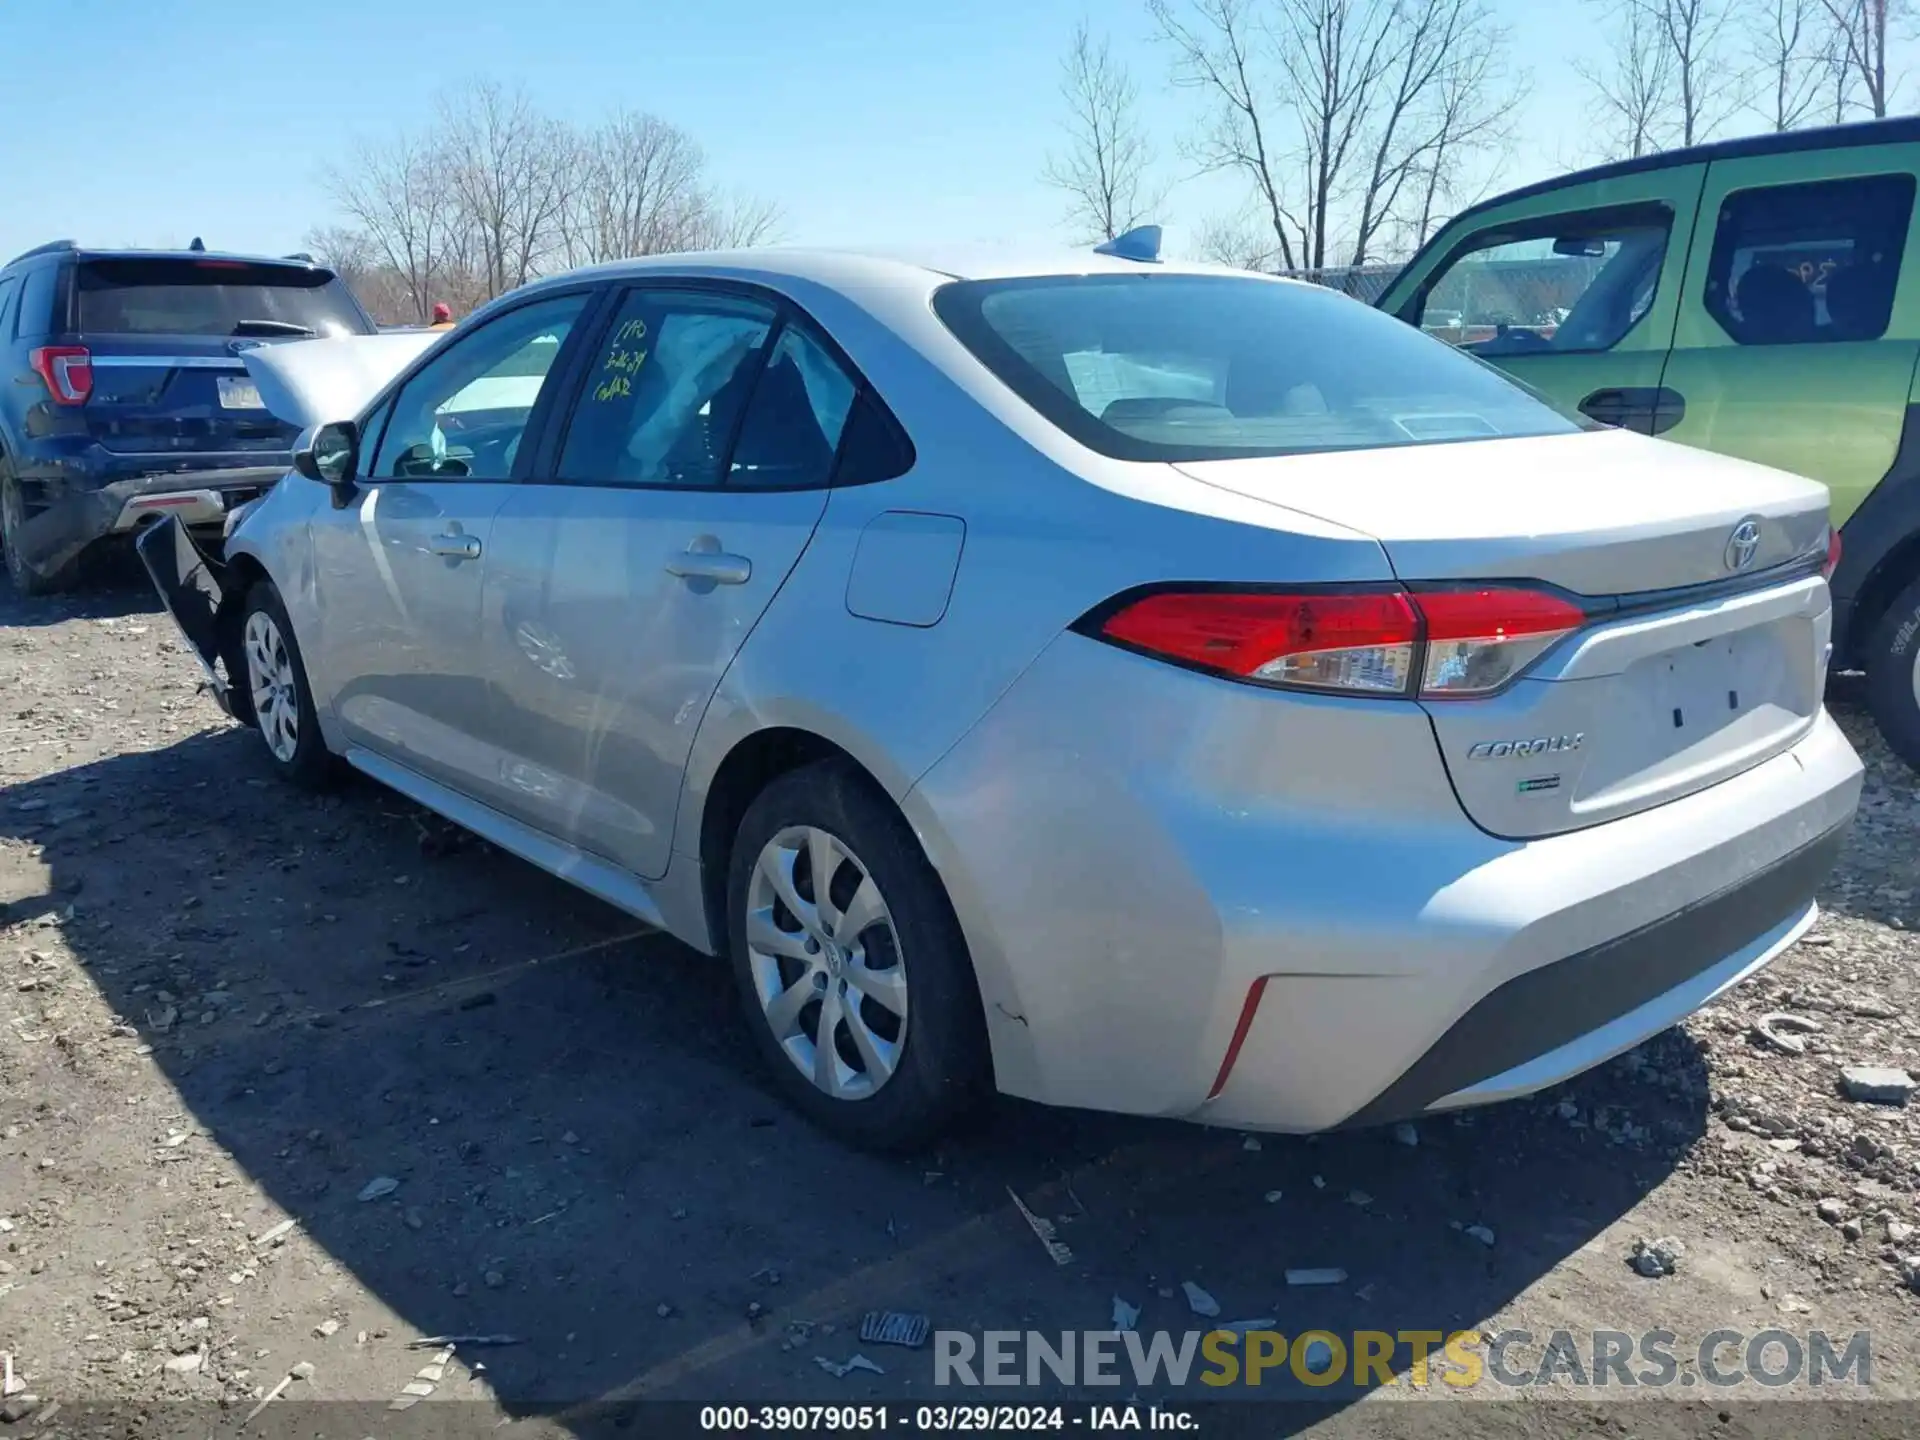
[1,566,1917,1437]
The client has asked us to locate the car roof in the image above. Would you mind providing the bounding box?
[2,241,335,274]
[1448,116,1920,224]
[532,244,1270,291]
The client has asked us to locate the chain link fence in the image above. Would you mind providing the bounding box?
[1274,263,1402,306]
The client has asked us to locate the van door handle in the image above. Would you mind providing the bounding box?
[667,537,751,586]
[1579,387,1686,436]
[429,532,482,560]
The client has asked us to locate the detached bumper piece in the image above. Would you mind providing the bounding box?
[1341,821,1851,1128]
[136,515,235,716]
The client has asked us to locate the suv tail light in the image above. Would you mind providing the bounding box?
[1088,585,1586,700]
[1823,527,1842,581]
[29,345,93,406]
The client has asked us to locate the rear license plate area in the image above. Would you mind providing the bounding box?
[216,375,265,410]
[1655,635,1747,734]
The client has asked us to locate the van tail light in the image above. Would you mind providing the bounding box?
[29,346,92,405]
[1823,527,1842,581]
[1087,584,1587,699]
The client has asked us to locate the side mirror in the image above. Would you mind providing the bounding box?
[292,421,359,505]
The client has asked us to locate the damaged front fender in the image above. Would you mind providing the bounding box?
[136,516,241,718]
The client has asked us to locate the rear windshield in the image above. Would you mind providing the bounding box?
[75,259,372,339]
[932,273,1584,461]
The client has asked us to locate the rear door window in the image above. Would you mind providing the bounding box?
[726,324,858,490]
[1701,173,1916,345]
[0,277,17,339]
[74,259,373,338]
[1410,205,1674,356]
[556,289,779,488]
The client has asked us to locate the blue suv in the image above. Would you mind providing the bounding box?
[0,241,378,593]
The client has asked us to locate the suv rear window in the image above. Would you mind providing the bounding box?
[933,273,1584,461]
[74,259,372,338]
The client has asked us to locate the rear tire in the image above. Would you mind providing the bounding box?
[1,473,80,596]
[725,759,990,1151]
[238,580,338,789]
[1865,571,1920,773]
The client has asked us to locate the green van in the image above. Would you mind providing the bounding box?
[1379,117,1920,770]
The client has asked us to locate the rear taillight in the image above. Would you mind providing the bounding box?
[1100,589,1420,694]
[1415,587,1587,698]
[28,345,92,405]
[1090,584,1586,700]
[1823,527,1842,581]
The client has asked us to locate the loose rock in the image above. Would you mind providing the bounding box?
[1839,1067,1915,1105]
[1629,1236,1685,1278]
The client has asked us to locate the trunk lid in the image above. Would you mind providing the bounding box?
[1176,428,1834,838]
[238,331,441,431]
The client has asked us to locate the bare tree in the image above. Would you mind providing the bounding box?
[1194,209,1287,268]
[1043,21,1162,241]
[1822,0,1904,117]
[1153,0,1304,270]
[1154,0,1521,272]
[1645,0,1745,145]
[320,131,460,323]
[1406,33,1525,247]
[555,110,713,266]
[1754,0,1846,129]
[436,80,571,299]
[1344,0,1521,266]
[1574,0,1678,158]
[692,192,784,249]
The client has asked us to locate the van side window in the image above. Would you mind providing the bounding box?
[1703,173,1915,346]
[1407,204,1673,359]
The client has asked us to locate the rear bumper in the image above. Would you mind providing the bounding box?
[135,516,237,715]
[1336,823,1841,1126]
[4,439,286,579]
[904,633,1863,1131]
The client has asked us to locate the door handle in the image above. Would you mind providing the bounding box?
[429,532,482,560]
[666,541,751,586]
[1578,387,1685,436]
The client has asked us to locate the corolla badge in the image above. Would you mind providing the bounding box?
[1724,519,1762,572]
[1467,734,1584,760]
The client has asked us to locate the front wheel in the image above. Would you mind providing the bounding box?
[726,760,990,1151]
[239,581,337,788]
[1865,572,1920,772]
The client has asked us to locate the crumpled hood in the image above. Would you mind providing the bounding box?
[240,332,440,430]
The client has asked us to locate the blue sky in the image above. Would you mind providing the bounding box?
[0,1,1887,265]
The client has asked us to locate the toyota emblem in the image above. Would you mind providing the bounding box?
[1723,520,1761,572]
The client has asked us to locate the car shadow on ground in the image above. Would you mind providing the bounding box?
[3,720,1713,1432]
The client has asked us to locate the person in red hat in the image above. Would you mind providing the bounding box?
[428,302,455,331]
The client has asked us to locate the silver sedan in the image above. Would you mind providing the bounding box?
[140,235,1862,1150]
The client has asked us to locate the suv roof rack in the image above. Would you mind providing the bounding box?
[3,238,78,270]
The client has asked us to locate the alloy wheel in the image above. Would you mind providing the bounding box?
[745,824,908,1101]
[243,610,300,763]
